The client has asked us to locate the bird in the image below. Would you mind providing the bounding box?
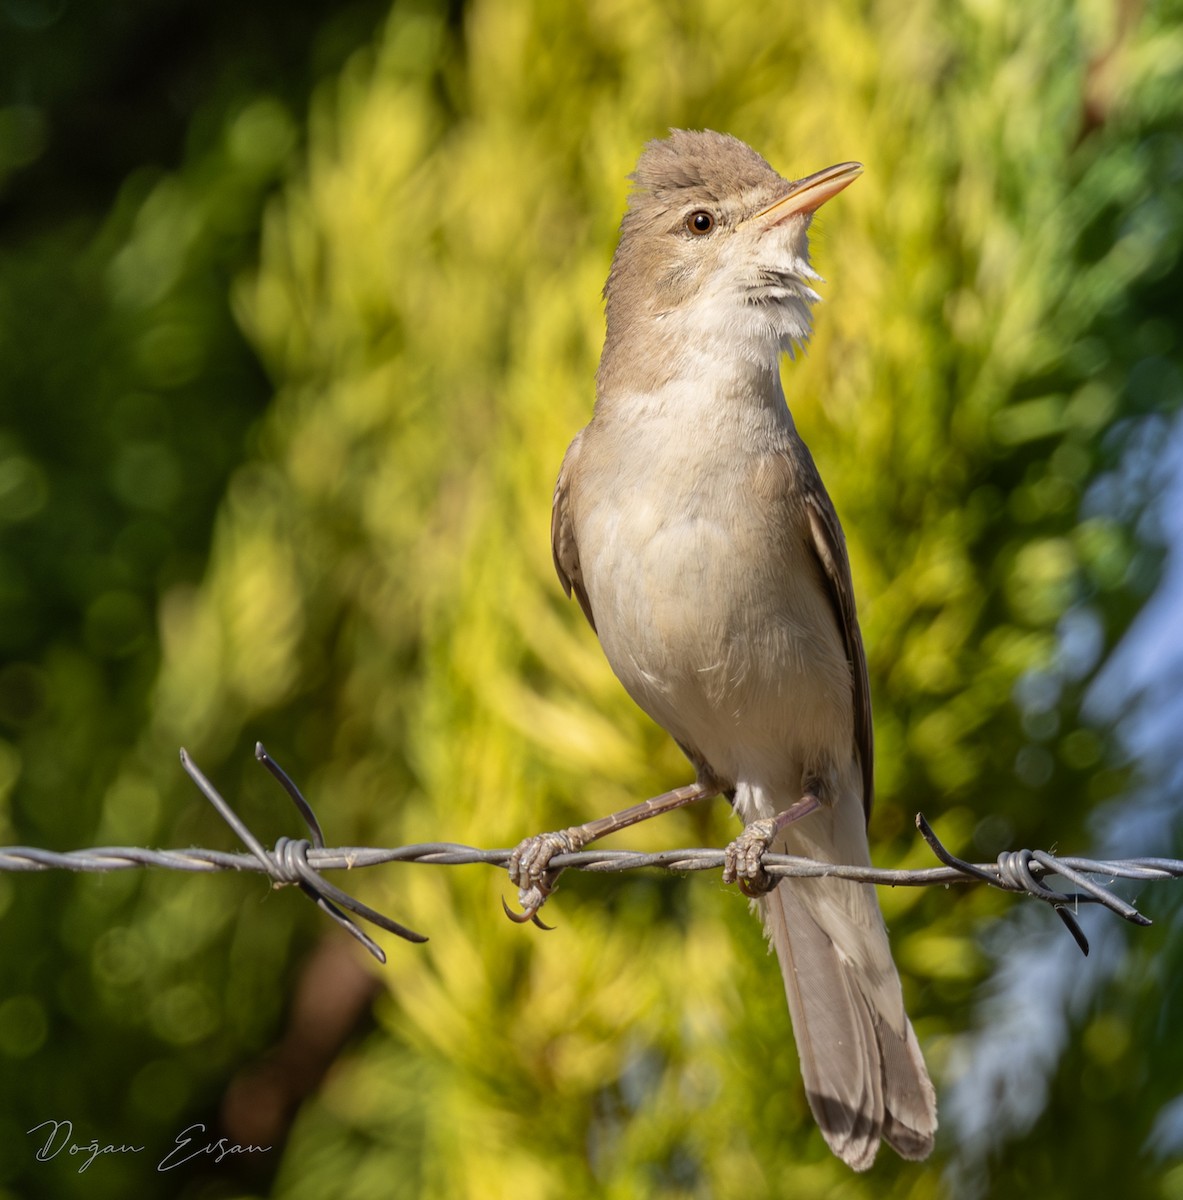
[507,129,937,1170]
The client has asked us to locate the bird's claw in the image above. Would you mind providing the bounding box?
[500,894,556,929]
[503,829,577,927]
[723,817,779,897]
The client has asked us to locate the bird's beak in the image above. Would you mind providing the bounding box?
[750,162,862,226]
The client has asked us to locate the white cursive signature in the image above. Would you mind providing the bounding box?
[156,1123,271,1172]
[27,1119,145,1173]
[28,1117,272,1174]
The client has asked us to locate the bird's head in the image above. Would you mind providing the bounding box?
[601,130,860,386]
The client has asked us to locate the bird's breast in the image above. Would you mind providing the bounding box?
[571,411,852,780]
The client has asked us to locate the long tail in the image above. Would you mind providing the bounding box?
[759,796,937,1170]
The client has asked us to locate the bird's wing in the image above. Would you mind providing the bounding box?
[802,483,874,822]
[551,430,596,631]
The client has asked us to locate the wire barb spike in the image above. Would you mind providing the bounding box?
[177,746,427,959]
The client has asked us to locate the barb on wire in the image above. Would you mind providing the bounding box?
[179,744,427,961]
[0,748,1179,960]
[913,813,1146,956]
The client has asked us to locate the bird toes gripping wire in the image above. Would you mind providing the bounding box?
[722,818,780,897]
[722,793,824,898]
[180,744,427,963]
[502,830,574,928]
[500,781,721,925]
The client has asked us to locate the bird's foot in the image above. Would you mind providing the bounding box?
[723,818,780,897]
[502,782,718,927]
[722,793,822,897]
[503,829,582,927]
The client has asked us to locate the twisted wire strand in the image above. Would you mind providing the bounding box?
[0,744,1176,961]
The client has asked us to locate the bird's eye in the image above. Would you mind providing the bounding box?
[686,210,716,235]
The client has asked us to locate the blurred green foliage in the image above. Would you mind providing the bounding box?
[2,0,1183,1197]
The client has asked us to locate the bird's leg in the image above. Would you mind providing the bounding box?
[505,781,718,924]
[723,791,822,897]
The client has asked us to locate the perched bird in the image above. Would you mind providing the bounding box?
[509,129,936,1169]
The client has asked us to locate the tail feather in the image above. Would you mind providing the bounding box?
[880,1018,940,1160]
[760,854,936,1169]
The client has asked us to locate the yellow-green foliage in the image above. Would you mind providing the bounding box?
[77,0,1182,1195]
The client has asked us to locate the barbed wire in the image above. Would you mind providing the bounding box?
[1,743,1179,962]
